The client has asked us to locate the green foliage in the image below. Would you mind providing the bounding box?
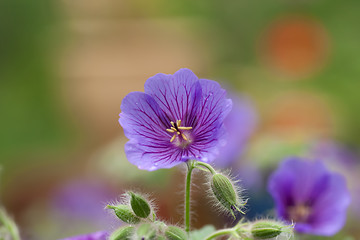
[189,225,216,240]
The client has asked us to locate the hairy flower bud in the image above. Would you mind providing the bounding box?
[211,173,244,218]
[251,220,293,240]
[129,191,151,218]
[165,226,187,240]
[107,204,140,224]
[109,226,135,240]
[136,223,157,240]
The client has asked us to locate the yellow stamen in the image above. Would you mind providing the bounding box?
[178,126,193,130]
[181,133,188,141]
[166,119,192,143]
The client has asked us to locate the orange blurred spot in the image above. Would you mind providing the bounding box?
[259,15,330,79]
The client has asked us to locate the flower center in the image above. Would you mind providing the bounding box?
[288,204,311,223]
[166,120,192,143]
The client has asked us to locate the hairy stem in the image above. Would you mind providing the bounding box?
[185,161,195,233]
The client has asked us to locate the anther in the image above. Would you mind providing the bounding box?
[181,133,188,141]
[166,120,192,143]
[178,126,192,130]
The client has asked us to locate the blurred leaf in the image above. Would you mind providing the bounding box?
[189,225,216,240]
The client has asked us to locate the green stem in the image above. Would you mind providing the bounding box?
[194,161,216,174]
[0,209,20,240]
[185,161,195,233]
[205,228,236,240]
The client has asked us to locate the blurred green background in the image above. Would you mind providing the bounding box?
[1,0,359,239]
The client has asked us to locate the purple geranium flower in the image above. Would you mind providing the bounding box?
[60,231,108,240]
[119,68,232,171]
[268,157,351,236]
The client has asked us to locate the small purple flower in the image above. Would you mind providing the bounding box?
[268,157,351,236]
[60,231,108,240]
[119,68,232,170]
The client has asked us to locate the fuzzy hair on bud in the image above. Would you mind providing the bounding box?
[109,226,135,240]
[208,172,246,218]
[251,220,294,240]
[107,204,140,224]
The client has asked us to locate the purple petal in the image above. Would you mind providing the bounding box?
[119,92,170,142]
[308,173,351,236]
[144,68,202,125]
[282,159,329,205]
[60,231,108,240]
[125,140,184,171]
[186,79,232,163]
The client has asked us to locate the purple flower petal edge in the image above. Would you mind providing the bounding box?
[59,231,108,240]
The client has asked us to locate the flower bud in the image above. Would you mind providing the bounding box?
[164,226,187,240]
[211,173,243,217]
[251,220,291,239]
[107,204,140,224]
[129,191,151,218]
[109,226,135,240]
[136,223,157,240]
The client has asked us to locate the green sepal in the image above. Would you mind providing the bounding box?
[107,204,140,224]
[129,191,151,218]
[136,223,157,240]
[109,226,135,240]
[165,226,187,240]
[251,221,284,239]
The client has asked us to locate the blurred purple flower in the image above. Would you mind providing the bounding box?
[119,68,232,171]
[268,157,351,236]
[214,94,257,168]
[307,140,360,218]
[60,231,108,240]
[52,180,117,229]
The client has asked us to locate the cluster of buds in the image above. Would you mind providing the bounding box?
[107,191,187,240]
